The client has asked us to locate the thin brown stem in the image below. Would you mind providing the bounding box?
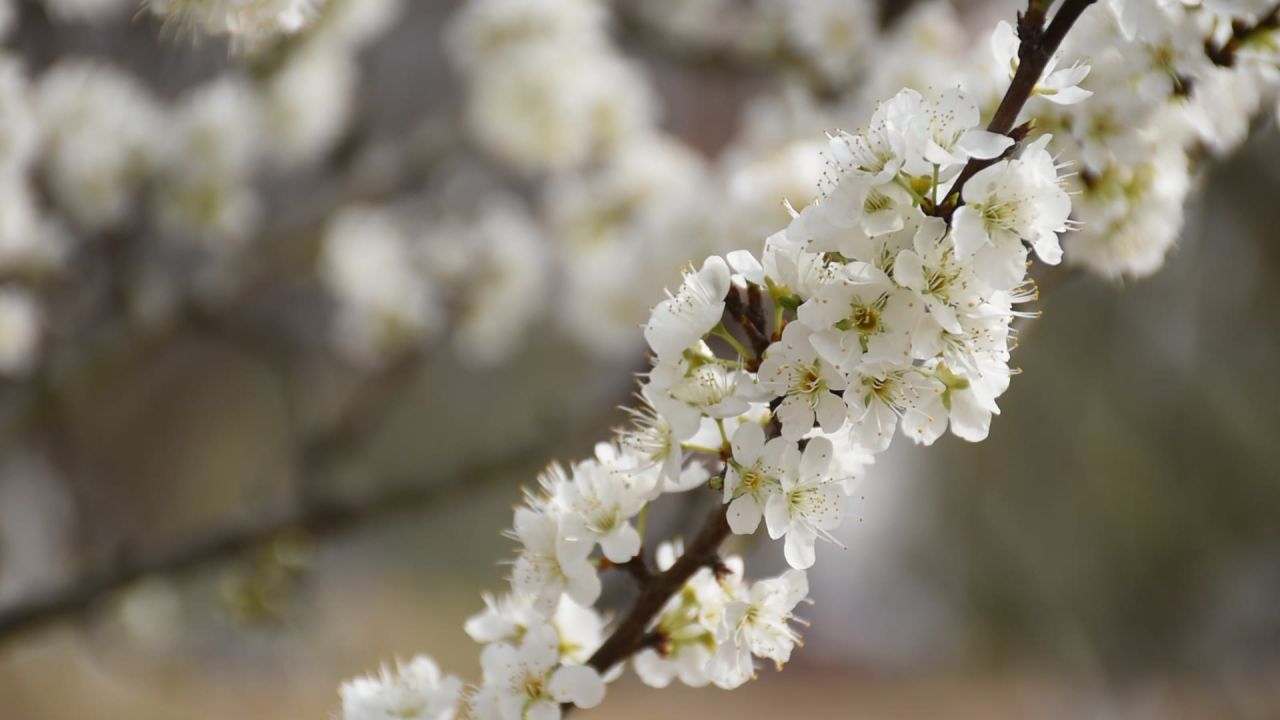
[585,504,732,675]
[934,0,1098,219]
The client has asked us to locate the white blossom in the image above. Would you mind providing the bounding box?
[320,205,443,365]
[341,655,464,720]
[147,0,323,47]
[762,437,845,569]
[509,503,600,615]
[845,363,947,452]
[476,624,605,720]
[644,256,731,360]
[465,594,603,666]
[756,322,848,440]
[708,569,808,689]
[550,456,649,564]
[796,260,922,370]
[722,421,785,535]
[951,135,1071,291]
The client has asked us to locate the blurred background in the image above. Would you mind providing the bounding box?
[1,0,1278,717]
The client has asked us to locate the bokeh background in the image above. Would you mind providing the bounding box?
[1,0,1278,718]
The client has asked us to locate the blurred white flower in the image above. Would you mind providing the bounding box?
[341,655,463,720]
[154,76,265,242]
[36,60,163,231]
[320,205,443,366]
[263,40,356,168]
[465,47,655,173]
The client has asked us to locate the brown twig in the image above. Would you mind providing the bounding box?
[1205,4,1280,66]
[585,504,731,675]
[933,0,1099,220]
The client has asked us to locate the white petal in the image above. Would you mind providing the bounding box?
[526,700,560,720]
[633,649,675,689]
[950,206,988,259]
[522,624,561,675]
[727,495,763,535]
[565,568,602,607]
[949,388,993,442]
[1042,85,1092,105]
[974,238,1028,291]
[775,395,813,440]
[799,436,834,480]
[958,130,1014,160]
[480,642,520,684]
[810,328,861,373]
[726,249,764,284]
[763,492,790,540]
[783,529,818,569]
[862,207,904,236]
[698,255,732,301]
[1031,232,1063,265]
[550,665,606,708]
[600,524,641,563]
[815,393,847,434]
[893,250,926,293]
[731,421,765,466]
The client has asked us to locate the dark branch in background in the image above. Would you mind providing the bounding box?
[0,422,601,642]
[1205,4,1280,66]
[933,0,1099,220]
[0,119,466,642]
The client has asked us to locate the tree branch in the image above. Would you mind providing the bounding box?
[0,424,597,642]
[934,0,1099,219]
[573,287,781,692]
[585,504,731,675]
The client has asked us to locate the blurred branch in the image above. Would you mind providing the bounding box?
[0,416,599,642]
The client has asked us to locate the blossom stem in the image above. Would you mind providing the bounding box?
[681,442,726,456]
[583,505,732,676]
[934,0,1099,219]
[711,323,755,360]
[715,417,731,447]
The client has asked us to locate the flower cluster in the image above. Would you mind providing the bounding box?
[338,77,1079,716]
[320,194,548,367]
[988,2,1280,279]
[446,0,654,174]
[0,0,394,375]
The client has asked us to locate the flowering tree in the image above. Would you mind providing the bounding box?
[0,0,1277,716]
[327,1,1280,718]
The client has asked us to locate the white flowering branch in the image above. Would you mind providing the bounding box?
[583,504,732,676]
